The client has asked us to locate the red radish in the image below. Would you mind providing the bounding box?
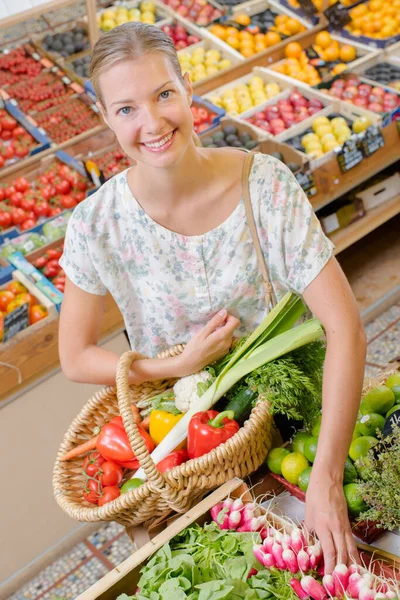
[228,510,242,529]
[291,528,305,553]
[263,536,275,553]
[323,574,335,596]
[347,573,364,598]
[260,528,269,540]
[210,503,222,521]
[238,517,262,532]
[359,587,375,600]
[282,533,292,549]
[301,576,328,600]
[283,548,299,574]
[272,542,286,569]
[263,553,277,568]
[291,578,310,600]
[222,497,233,511]
[241,506,255,525]
[307,543,322,568]
[248,568,258,578]
[254,544,266,565]
[274,530,283,543]
[333,564,350,597]
[297,549,310,572]
[218,512,230,530]
[231,498,244,512]
[316,562,325,578]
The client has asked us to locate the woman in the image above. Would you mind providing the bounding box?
[59,22,366,571]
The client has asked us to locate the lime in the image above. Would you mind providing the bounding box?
[352,427,362,441]
[356,457,372,481]
[298,466,312,492]
[357,413,385,437]
[349,436,378,461]
[281,452,309,484]
[343,458,357,484]
[343,483,368,516]
[386,404,400,418]
[303,436,319,463]
[120,478,145,493]
[266,447,290,475]
[385,373,400,389]
[390,386,400,403]
[360,386,395,416]
[311,414,322,437]
[292,432,312,455]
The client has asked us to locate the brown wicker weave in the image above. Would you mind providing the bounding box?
[53,345,274,529]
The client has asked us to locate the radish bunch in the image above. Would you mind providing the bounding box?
[210,500,399,600]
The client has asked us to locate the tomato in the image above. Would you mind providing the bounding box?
[99,461,123,487]
[43,264,59,279]
[20,219,36,231]
[83,451,106,477]
[74,191,86,204]
[83,478,102,505]
[1,130,12,141]
[49,207,62,217]
[11,207,27,225]
[10,191,23,207]
[47,248,63,260]
[4,145,15,160]
[54,283,65,293]
[0,211,12,229]
[40,185,55,202]
[197,108,210,123]
[12,126,25,139]
[0,156,5,169]
[33,201,50,218]
[14,144,29,158]
[7,281,27,295]
[98,486,120,507]
[20,197,35,212]
[1,116,17,131]
[15,292,37,308]
[32,256,48,269]
[55,179,71,195]
[60,195,76,209]
[14,177,30,193]
[29,304,48,324]
[77,179,88,192]
[4,186,16,199]
[0,290,15,311]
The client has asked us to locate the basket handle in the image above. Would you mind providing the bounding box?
[116,350,165,488]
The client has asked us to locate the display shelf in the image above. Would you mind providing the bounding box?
[331,193,400,255]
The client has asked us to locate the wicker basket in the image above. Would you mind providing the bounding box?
[53,346,274,529]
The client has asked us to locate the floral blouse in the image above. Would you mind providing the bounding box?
[59,153,334,357]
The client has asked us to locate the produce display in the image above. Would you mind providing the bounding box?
[244,92,325,135]
[344,0,400,40]
[6,72,75,113]
[266,373,400,528]
[200,124,259,149]
[159,22,201,50]
[322,76,400,113]
[191,104,219,133]
[31,243,66,292]
[0,212,72,258]
[92,147,134,179]
[0,46,43,87]
[0,280,49,342]
[40,26,90,58]
[0,160,89,232]
[207,76,282,115]
[208,12,306,57]
[98,2,159,32]
[0,110,38,168]
[178,46,233,82]
[363,63,400,92]
[159,0,223,26]
[34,97,101,143]
[272,34,359,85]
[70,54,91,79]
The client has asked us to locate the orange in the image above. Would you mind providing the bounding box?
[275,14,288,26]
[239,30,252,40]
[362,21,375,33]
[273,63,286,73]
[240,38,254,49]
[323,45,339,61]
[285,41,302,58]
[254,33,265,42]
[332,63,348,75]
[265,31,281,46]
[241,47,255,58]
[234,13,251,26]
[286,18,302,34]
[226,26,239,36]
[315,30,332,48]
[255,42,267,52]
[351,3,368,17]
[226,36,240,49]
[209,24,226,39]
[369,0,381,11]
[339,44,356,62]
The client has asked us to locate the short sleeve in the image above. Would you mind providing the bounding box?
[262,157,334,295]
[59,206,108,296]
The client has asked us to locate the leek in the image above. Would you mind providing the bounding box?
[133,317,324,480]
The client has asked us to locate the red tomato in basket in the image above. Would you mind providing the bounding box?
[83,451,106,477]
[83,479,102,504]
[98,486,121,507]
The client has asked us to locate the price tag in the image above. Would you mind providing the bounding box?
[32,52,40,61]
[295,168,317,197]
[299,0,318,16]
[62,76,71,85]
[335,137,363,172]
[382,408,400,437]
[51,65,59,73]
[3,303,29,342]
[360,125,385,157]
[324,1,351,28]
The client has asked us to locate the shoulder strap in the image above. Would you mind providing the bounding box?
[241,152,276,309]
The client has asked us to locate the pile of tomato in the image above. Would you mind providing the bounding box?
[94,147,134,180]
[0,161,90,232]
[35,98,102,144]
[0,280,48,342]
[0,110,37,168]
[32,244,65,293]
[0,46,43,87]
[191,105,218,134]
[7,72,75,113]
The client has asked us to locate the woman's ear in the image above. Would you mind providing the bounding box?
[97,101,113,130]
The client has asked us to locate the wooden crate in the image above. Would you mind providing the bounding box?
[75,477,400,600]
[347,53,400,94]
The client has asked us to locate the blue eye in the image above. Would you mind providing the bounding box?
[119,107,131,115]
[159,90,171,100]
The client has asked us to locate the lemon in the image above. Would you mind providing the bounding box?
[360,385,395,415]
[349,435,378,461]
[343,483,368,516]
[311,414,322,437]
[303,436,319,463]
[266,447,291,475]
[358,413,385,436]
[281,452,309,484]
[292,432,312,454]
[312,116,331,132]
[386,373,400,389]
[343,458,358,484]
[298,466,312,491]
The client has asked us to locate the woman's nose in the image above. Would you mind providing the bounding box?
[142,103,163,134]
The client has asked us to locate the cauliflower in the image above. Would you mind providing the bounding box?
[173,370,215,413]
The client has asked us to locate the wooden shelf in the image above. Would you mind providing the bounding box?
[332,193,400,255]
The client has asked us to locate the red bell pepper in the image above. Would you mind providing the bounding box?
[187,410,240,460]
[96,416,155,469]
[156,449,188,473]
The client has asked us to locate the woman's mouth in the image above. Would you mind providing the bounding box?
[141,129,177,153]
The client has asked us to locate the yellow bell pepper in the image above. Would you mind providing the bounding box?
[149,410,184,446]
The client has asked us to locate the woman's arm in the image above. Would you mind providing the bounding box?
[59,277,240,385]
[302,256,367,572]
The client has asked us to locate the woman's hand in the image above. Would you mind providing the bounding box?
[305,467,359,573]
[179,309,240,375]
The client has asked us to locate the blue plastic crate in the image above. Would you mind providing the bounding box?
[192,94,226,134]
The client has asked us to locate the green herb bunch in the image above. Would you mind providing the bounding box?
[357,425,400,531]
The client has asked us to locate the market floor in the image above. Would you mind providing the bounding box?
[9,302,400,600]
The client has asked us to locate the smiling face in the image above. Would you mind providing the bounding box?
[98,53,194,169]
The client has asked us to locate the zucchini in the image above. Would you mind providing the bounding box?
[225,388,258,424]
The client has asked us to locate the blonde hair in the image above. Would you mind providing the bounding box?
[90,22,184,106]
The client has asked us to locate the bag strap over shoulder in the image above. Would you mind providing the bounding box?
[241,151,276,309]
